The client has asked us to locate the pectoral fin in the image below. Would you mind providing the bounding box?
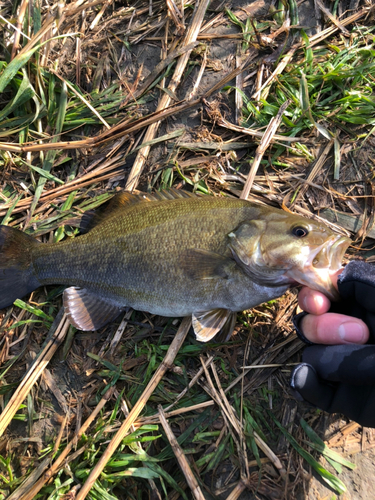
[63,287,123,331]
[181,249,234,280]
[192,308,233,342]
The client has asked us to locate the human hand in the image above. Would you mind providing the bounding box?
[291,261,375,427]
[297,269,369,345]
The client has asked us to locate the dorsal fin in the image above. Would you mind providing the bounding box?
[80,188,198,233]
[140,188,197,201]
[80,192,143,233]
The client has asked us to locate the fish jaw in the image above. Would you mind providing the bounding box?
[285,235,351,300]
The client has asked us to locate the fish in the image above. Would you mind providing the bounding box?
[0,189,351,342]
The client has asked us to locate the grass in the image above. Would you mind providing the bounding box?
[0,0,374,499]
[240,25,375,153]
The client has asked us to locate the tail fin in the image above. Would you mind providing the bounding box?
[0,226,41,309]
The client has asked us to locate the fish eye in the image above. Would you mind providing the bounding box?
[292,226,309,238]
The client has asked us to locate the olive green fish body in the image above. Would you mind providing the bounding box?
[0,191,351,341]
[32,197,289,316]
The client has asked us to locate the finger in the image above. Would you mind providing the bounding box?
[301,312,369,344]
[298,287,331,315]
[298,269,342,315]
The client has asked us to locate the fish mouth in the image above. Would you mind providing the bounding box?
[292,235,352,301]
[327,236,352,271]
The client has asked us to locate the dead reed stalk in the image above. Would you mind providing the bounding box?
[0,310,69,438]
[125,0,211,191]
[240,100,290,200]
[158,406,205,500]
[74,316,192,500]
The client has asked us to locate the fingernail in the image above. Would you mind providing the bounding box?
[338,322,366,343]
[302,293,325,313]
[313,294,325,310]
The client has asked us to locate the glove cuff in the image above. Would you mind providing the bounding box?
[293,312,314,345]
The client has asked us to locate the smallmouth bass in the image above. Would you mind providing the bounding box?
[0,189,350,341]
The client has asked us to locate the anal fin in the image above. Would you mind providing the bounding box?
[192,309,234,342]
[63,287,123,331]
[219,312,237,342]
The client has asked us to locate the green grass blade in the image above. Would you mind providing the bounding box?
[0,74,34,121]
[13,299,54,325]
[1,193,23,225]
[0,47,40,92]
[27,163,65,184]
[225,8,245,30]
[270,413,347,494]
[29,80,68,218]
[300,419,356,470]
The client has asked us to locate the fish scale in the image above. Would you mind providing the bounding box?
[32,197,263,311]
[0,189,351,341]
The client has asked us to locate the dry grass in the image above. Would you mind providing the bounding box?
[0,0,374,499]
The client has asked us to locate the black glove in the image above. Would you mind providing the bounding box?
[291,260,375,427]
